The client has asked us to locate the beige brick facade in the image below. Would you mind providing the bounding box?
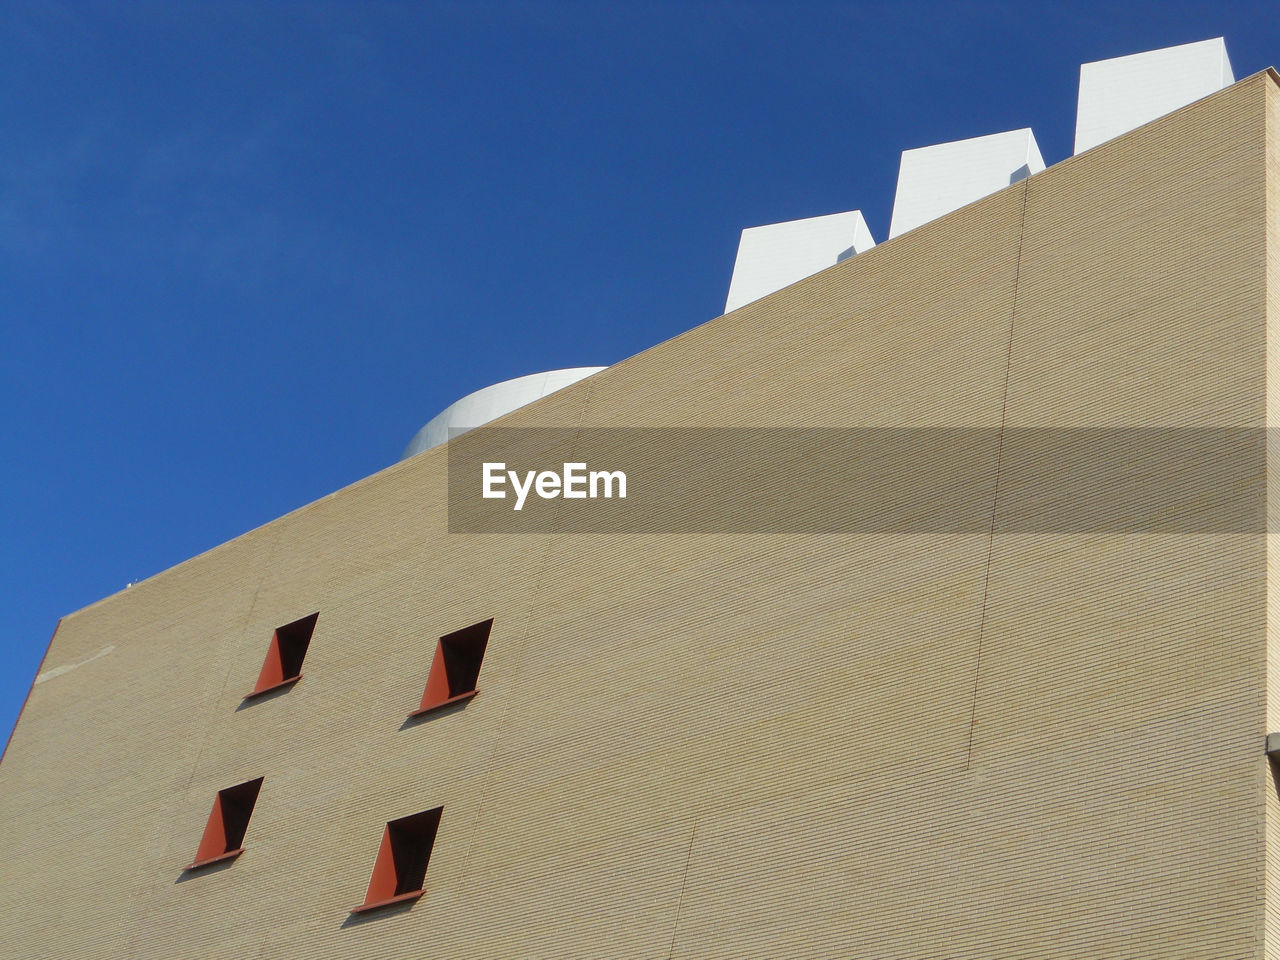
[4,71,1280,959]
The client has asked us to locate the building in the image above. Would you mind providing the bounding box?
[3,39,1279,959]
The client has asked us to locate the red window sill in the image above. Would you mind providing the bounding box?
[349,889,423,914]
[184,848,244,871]
[407,689,477,719]
[243,674,302,701]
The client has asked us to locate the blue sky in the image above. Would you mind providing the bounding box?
[2,0,1277,746]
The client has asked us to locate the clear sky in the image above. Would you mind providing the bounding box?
[3,1,1277,747]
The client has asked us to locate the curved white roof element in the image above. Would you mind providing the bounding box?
[401,366,606,460]
[889,128,1045,239]
[1074,38,1233,155]
[725,210,875,314]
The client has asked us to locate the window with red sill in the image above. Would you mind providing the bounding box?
[408,618,492,718]
[184,777,264,871]
[244,612,318,700]
[351,807,443,913]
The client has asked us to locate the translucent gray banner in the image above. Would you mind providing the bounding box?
[446,427,1269,534]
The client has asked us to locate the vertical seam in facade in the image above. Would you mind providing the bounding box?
[666,820,699,960]
[458,377,598,878]
[966,180,1029,769]
[185,524,283,794]
[138,529,278,960]
[168,522,286,960]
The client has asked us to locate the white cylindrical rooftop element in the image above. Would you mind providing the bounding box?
[724,210,875,314]
[1074,38,1234,155]
[888,129,1045,239]
[401,367,606,460]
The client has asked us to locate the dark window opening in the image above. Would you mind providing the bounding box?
[351,807,443,913]
[245,612,318,699]
[408,618,492,718]
[185,777,264,871]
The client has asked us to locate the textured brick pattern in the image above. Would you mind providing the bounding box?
[1265,74,1280,960]
[3,72,1279,960]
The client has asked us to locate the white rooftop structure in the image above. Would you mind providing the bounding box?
[724,210,875,314]
[1074,38,1234,155]
[888,128,1045,239]
[412,39,1242,467]
[402,366,605,459]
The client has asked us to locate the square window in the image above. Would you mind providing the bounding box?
[244,612,318,700]
[408,618,492,718]
[350,807,443,913]
[184,777,264,871]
